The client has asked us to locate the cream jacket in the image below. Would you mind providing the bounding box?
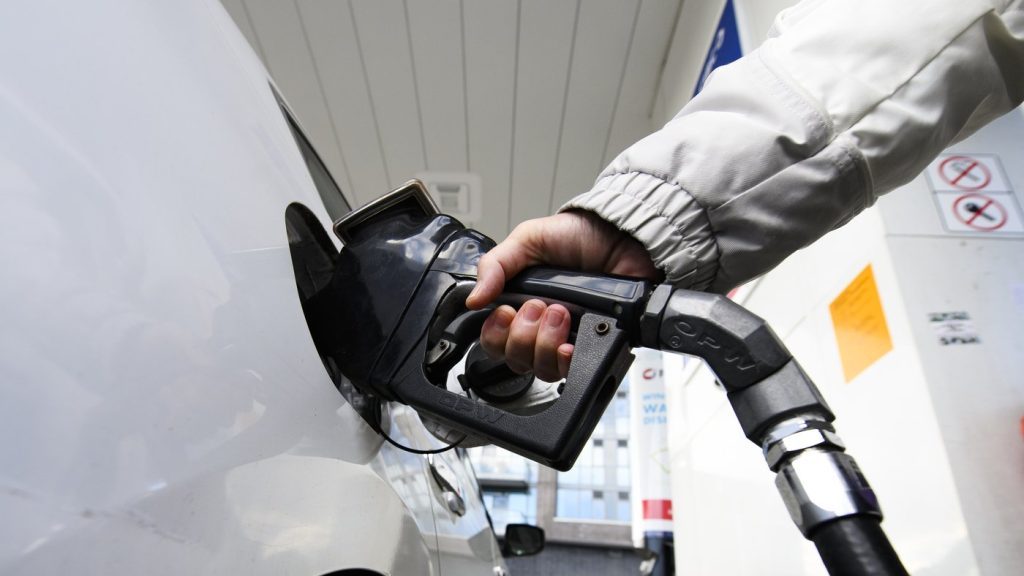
[563,0,1024,292]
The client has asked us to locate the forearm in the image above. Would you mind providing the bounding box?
[563,0,1024,293]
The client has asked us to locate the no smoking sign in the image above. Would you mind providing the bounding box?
[940,156,991,189]
[953,193,1009,230]
[934,192,1024,234]
[927,153,1024,235]
[927,153,1010,193]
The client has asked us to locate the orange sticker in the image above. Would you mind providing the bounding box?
[829,265,893,382]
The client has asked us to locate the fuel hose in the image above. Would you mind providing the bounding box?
[811,517,909,576]
[638,285,909,576]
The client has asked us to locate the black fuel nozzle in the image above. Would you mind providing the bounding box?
[329,180,651,469]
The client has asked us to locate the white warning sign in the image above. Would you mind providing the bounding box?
[927,154,1011,193]
[927,153,1024,235]
[934,191,1024,234]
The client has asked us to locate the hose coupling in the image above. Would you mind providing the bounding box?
[761,417,844,472]
[774,449,882,538]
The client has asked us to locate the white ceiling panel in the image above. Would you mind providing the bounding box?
[464,0,517,238]
[508,0,579,230]
[242,0,352,193]
[550,0,640,212]
[350,0,426,190]
[603,0,683,166]
[407,0,467,172]
[297,0,388,205]
[221,0,684,239]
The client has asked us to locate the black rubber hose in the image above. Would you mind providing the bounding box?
[810,517,909,576]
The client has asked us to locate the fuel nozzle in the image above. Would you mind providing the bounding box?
[329,180,648,469]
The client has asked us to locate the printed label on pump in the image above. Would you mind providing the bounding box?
[830,265,893,383]
[927,311,981,346]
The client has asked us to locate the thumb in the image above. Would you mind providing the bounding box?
[466,252,508,309]
[466,229,540,309]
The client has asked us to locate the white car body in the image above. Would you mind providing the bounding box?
[0,0,506,574]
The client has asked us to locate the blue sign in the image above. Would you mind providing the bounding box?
[693,0,743,96]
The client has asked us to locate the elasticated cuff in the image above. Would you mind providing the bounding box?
[560,171,720,290]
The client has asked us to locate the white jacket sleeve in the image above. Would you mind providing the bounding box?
[562,0,1024,293]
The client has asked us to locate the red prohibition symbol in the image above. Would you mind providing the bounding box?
[939,156,992,191]
[952,193,1007,231]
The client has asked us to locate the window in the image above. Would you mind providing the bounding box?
[483,489,538,536]
[554,376,633,523]
[614,392,630,435]
[617,493,631,522]
[469,446,539,536]
[617,466,630,487]
[616,445,629,467]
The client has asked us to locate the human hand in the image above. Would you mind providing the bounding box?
[466,210,660,382]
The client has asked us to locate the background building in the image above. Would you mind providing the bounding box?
[470,379,636,574]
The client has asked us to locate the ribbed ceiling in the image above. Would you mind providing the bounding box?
[220,0,682,238]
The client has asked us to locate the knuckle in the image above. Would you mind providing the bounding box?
[506,360,532,375]
[480,250,500,267]
[479,340,504,361]
[510,220,534,236]
[478,327,497,346]
[537,322,561,342]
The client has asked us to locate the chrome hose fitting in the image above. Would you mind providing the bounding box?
[760,418,882,537]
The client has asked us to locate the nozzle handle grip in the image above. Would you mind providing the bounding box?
[501,267,651,338]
